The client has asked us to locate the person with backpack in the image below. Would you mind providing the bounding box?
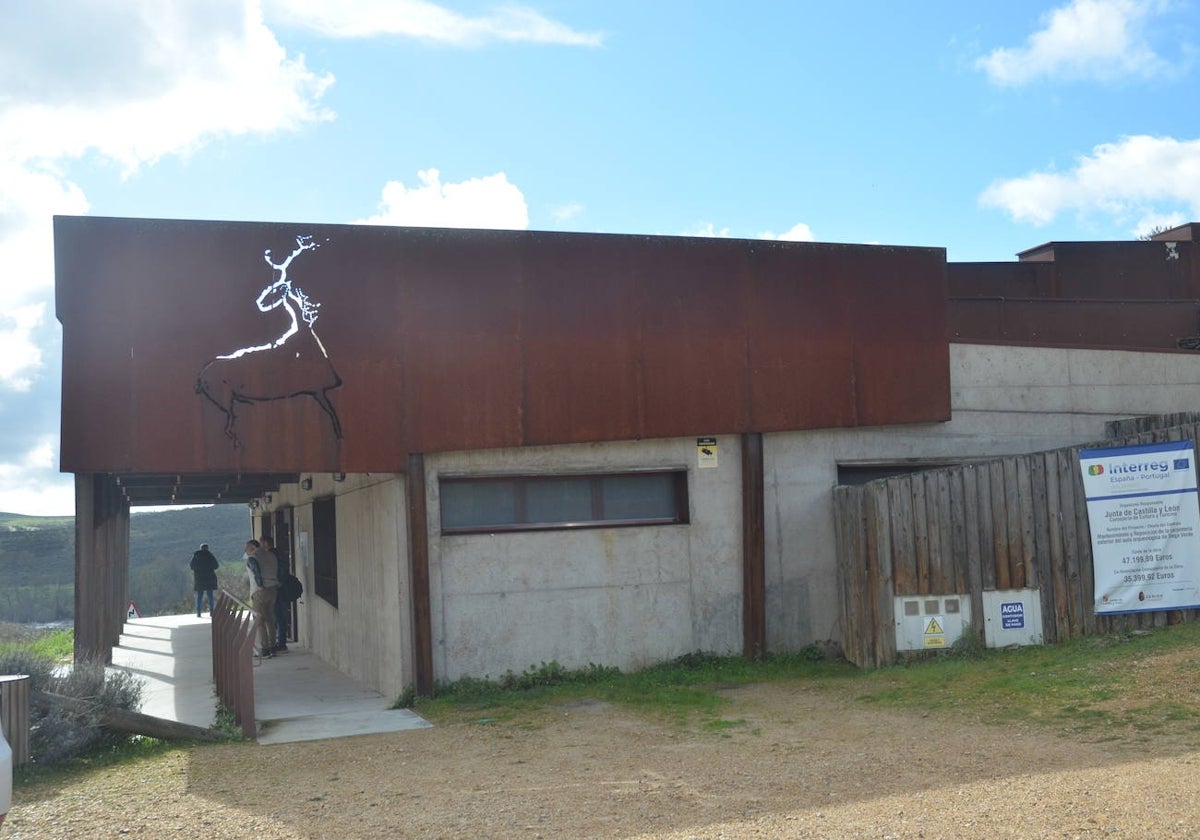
[266,536,302,653]
[245,538,279,658]
[189,543,219,617]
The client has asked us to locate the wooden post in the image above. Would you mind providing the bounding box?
[0,675,30,767]
[406,453,434,697]
[74,474,100,662]
[741,433,766,659]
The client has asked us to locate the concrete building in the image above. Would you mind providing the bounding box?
[56,217,1200,699]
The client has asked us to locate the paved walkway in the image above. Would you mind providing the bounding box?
[109,614,430,745]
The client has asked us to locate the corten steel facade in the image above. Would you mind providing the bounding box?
[55,215,951,670]
[54,216,1200,685]
[948,235,1200,352]
[55,216,951,479]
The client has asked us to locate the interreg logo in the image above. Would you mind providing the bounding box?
[1088,465,1105,476]
[1175,458,1191,470]
[1107,460,1170,475]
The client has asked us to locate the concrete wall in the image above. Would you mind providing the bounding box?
[262,473,413,699]
[764,343,1200,652]
[425,439,744,681]
[260,343,1200,685]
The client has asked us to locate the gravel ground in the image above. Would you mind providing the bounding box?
[6,679,1200,839]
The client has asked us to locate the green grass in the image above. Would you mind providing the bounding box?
[14,738,181,787]
[0,626,73,661]
[410,649,854,727]
[26,627,74,661]
[406,625,1200,746]
[845,622,1200,739]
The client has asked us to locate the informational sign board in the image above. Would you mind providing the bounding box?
[1080,441,1200,615]
[1001,601,1024,629]
[697,437,718,469]
[981,589,1044,647]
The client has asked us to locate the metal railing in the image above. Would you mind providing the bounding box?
[212,591,260,738]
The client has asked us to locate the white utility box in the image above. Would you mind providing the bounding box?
[981,589,1044,648]
[894,594,971,651]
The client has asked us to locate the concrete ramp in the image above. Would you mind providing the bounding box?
[109,614,430,744]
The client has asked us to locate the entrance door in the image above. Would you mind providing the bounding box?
[273,508,297,643]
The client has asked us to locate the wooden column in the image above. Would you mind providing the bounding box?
[742,433,767,658]
[73,474,100,662]
[406,453,434,696]
[74,474,128,664]
[108,491,131,651]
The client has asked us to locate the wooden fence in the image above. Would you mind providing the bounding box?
[834,413,1200,667]
[212,591,260,738]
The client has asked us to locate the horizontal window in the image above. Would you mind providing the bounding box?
[440,471,689,534]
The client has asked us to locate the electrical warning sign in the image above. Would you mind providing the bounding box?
[923,616,945,648]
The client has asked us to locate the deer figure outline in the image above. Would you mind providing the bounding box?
[195,235,343,447]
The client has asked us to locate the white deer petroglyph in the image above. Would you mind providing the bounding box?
[196,236,343,446]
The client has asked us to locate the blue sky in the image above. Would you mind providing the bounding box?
[2,0,1200,515]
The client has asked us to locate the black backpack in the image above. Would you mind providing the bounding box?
[279,573,303,602]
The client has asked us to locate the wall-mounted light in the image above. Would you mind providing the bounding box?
[300,477,313,491]
[249,499,259,510]
[333,472,346,483]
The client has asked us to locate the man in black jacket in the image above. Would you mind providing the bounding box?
[190,543,220,617]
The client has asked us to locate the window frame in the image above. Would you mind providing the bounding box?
[311,495,338,607]
[439,470,690,535]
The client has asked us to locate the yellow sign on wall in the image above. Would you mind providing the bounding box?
[923,616,945,648]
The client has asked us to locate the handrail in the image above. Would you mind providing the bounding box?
[212,590,259,738]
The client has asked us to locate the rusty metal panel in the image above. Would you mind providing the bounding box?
[1051,242,1198,300]
[947,262,1055,298]
[746,246,858,430]
[947,298,1006,343]
[520,235,644,445]
[395,231,526,454]
[848,247,951,426]
[55,217,951,478]
[637,238,754,438]
[949,298,1200,349]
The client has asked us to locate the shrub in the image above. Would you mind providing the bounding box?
[950,624,987,659]
[0,649,145,766]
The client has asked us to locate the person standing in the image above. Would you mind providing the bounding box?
[265,536,293,653]
[245,538,280,658]
[190,543,219,617]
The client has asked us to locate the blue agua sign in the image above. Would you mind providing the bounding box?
[1000,601,1024,630]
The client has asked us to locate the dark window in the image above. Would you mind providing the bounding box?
[312,496,337,607]
[440,471,689,534]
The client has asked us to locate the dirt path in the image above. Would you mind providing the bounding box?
[8,680,1200,839]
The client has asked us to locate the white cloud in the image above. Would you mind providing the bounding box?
[975,0,1180,86]
[1132,211,1186,238]
[0,1,337,513]
[980,135,1200,226]
[357,169,530,229]
[0,160,88,392]
[0,436,74,517]
[759,222,816,242]
[685,222,731,238]
[0,1,334,174]
[551,202,585,223]
[266,0,604,46]
[679,222,818,242]
[0,305,47,393]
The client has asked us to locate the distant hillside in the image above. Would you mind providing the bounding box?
[0,504,251,622]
